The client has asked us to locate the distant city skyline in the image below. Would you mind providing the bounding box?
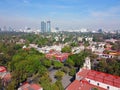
[0,0,120,31]
[41,21,51,33]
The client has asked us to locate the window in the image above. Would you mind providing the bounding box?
[97,83,99,86]
[107,86,109,89]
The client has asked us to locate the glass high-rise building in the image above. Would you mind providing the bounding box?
[41,21,46,33]
[47,21,51,32]
[41,21,51,33]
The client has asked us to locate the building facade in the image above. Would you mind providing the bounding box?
[41,21,51,33]
[0,66,11,86]
[18,82,43,90]
[66,57,120,90]
[47,21,51,32]
[41,21,46,33]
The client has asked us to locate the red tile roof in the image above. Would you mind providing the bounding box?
[66,80,81,90]
[77,69,89,78]
[18,83,42,90]
[114,77,120,87]
[103,75,114,86]
[3,72,11,81]
[0,66,6,72]
[66,80,106,90]
[46,52,69,62]
[30,84,41,90]
[77,69,120,88]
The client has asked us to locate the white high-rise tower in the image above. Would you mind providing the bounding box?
[83,57,91,70]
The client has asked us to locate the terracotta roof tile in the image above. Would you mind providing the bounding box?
[66,80,106,90]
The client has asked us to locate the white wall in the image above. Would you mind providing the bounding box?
[86,78,120,90]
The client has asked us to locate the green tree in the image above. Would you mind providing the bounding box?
[65,58,75,68]
[55,71,65,80]
[70,42,78,47]
[84,41,90,47]
[53,61,63,69]
[51,83,59,90]
[9,48,48,88]
[14,44,22,50]
[39,74,52,90]
[68,51,87,67]
[38,65,47,76]
[61,66,69,74]
[6,80,16,90]
[55,80,64,90]
[0,79,3,90]
[42,60,52,68]
[111,41,120,51]
[61,45,71,53]
[69,68,76,76]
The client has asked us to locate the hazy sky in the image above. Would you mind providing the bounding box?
[0,0,120,30]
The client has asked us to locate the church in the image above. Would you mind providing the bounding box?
[66,57,120,90]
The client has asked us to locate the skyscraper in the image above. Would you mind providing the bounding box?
[41,21,51,33]
[98,29,103,33]
[41,21,46,33]
[47,21,51,32]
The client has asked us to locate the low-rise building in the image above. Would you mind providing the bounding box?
[0,66,11,86]
[85,37,93,42]
[29,44,38,49]
[46,50,69,62]
[105,43,112,50]
[16,39,26,44]
[66,57,120,90]
[77,37,83,42]
[98,53,114,58]
[18,82,43,90]
[37,45,64,54]
[105,38,118,43]
[72,46,85,54]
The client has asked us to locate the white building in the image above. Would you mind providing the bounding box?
[37,45,64,54]
[85,37,93,42]
[66,57,120,90]
[77,37,83,42]
[72,46,85,54]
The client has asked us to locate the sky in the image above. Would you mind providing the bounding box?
[0,0,120,30]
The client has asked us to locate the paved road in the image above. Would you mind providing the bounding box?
[49,69,57,83]
[62,74,72,89]
[49,69,73,89]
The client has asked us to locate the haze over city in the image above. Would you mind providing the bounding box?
[0,1,120,90]
[0,0,120,30]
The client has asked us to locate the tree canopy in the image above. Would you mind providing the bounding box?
[61,45,71,53]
